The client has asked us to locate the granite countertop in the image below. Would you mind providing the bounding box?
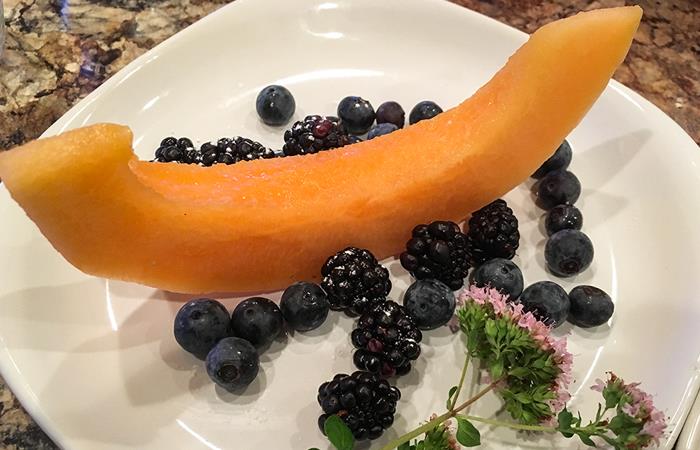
[0,0,698,448]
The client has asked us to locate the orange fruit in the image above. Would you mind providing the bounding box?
[0,7,642,293]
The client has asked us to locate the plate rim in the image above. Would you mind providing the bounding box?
[1,0,699,448]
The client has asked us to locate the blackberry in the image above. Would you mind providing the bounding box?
[283,115,351,156]
[154,136,197,163]
[351,300,422,378]
[399,221,469,290]
[466,200,520,266]
[317,371,400,441]
[200,137,276,167]
[154,136,276,165]
[321,247,391,316]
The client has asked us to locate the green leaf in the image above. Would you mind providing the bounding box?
[578,434,596,446]
[307,448,321,450]
[603,386,623,409]
[324,415,355,450]
[485,319,498,337]
[508,367,530,378]
[490,360,504,379]
[397,443,413,450]
[557,409,575,437]
[456,417,481,447]
[557,409,574,431]
[446,385,458,409]
[515,392,532,404]
[608,413,639,436]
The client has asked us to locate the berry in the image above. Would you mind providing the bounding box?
[409,100,442,124]
[402,279,456,330]
[537,170,581,209]
[203,137,276,166]
[532,140,573,178]
[351,301,422,377]
[160,136,177,147]
[367,123,398,140]
[280,282,330,332]
[466,199,520,266]
[230,297,284,348]
[518,281,569,328]
[283,115,351,156]
[206,337,259,391]
[545,204,583,236]
[174,298,230,359]
[256,85,295,126]
[471,258,524,299]
[337,96,376,135]
[376,101,405,128]
[321,247,391,316]
[568,285,614,327]
[399,221,469,290]
[545,229,594,277]
[317,371,400,441]
[154,136,276,165]
[155,136,197,163]
[349,135,363,144]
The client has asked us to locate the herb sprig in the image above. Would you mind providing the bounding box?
[315,286,666,450]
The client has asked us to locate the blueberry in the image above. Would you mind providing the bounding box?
[337,96,376,135]
[518,281,570,328]
[402,279,455,330]
[568,285,614,327]
[230,297,284,348]
[376,101,405,128]
[280,282,330,332]
[545,204,583,236]
[367,123,398,140]
[174,299,230,359]
[532,140,573,178]
[537,170,581,209]
[409,101,442,125]
[471,258,524,299]
[349,135,364,144]
[545,230,594,277]
[205,337,259,391]
[256,85,296,126]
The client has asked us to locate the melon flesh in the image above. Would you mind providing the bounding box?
[0,7,642,293]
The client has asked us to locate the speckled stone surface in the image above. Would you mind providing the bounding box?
[0,0,698,448]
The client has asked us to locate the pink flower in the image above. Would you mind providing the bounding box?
[591,373,668,445]
[591,378,606,392]
[458,285,574,419]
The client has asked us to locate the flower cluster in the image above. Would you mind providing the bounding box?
[457,285,573,424]
[398,416,459,450]
[588,372,667,448]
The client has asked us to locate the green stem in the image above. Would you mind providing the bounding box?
[377,411,452,450]
[460,415,556,433]
[378,378,504,450]
[449,354,471,410]
[452,377,504,415]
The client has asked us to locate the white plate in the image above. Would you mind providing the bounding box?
[2,0,699,449]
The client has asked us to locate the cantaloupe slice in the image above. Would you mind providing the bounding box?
[0,7,642,293]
